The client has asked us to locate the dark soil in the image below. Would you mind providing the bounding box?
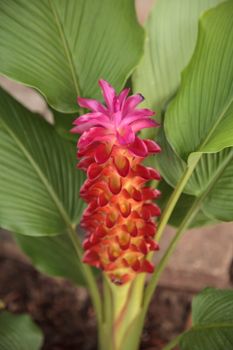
[0,235,192,350]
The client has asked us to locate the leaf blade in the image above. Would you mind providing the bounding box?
[0,0,144,112]
[0,87,85,236]
[155,2,233,223]
[0,311,43,350]
[15,232,87,286]
[180,288,233,350]
[165,1,233,161]
[156,127,233,222]
[133,0,224,116]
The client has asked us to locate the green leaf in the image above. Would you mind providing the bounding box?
[180,288,233,350]
[165,1,233,162]
[53,109,77,143]
[156,127,233,222]
[133,0,224,116]
[0,87,85,236]
[155,127,186,190]
[157,180,217,228]
[155,2,233,222]
[201,151,233,221]
[15,232,86,286]
[0,311,43,350]
[0,0,144,113]
[157,126,232,192]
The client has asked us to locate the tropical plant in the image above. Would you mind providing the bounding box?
[0,0,233,349]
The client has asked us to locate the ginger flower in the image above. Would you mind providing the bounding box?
[72,80,161,285]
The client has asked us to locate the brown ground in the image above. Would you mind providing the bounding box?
[0,235,192,350]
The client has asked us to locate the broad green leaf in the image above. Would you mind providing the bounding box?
[0,311,43,350]
[0,87,85,236]
[156,127,233,194]
[155,2,233,222]
[157,180,217,228]
[180,288,233,350]
[53,109,77,143]
[155,127,186,189]
[165,1,233,163]
[15,232,86,286]
[201,151,233,221]
[0,0,144,113]
[133,0,224,116]
[156,127,233,222]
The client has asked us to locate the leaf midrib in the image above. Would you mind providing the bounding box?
[192,322,233,332]
[48,0,81,97]
[196,149,233,200]
[184,150,233,227]
[1,117,73,234]
[198,95,233,152]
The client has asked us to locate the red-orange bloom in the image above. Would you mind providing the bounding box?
[72,80,161,284]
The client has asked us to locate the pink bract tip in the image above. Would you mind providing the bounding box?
[72,79,159,153]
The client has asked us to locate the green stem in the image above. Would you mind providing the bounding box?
[140,149,233,348]
[162,334,182,350]
[132,194,205,345]
[143,144,233,315]
[100,279,143,350]
[103,274,113,324]
[114,275,146,350]
[121,208,195,350]
[100,274,113,350]
[133,155,201,337]
[67,226,103,330]
[102,158,201,350]
[143,196,202,313]
[97,158,201,349]
[156,156,200,243]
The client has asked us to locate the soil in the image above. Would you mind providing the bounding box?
[0,235,192,350]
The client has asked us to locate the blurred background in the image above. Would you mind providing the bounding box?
[0,1,232,349]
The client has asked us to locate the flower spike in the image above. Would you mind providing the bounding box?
[72,79,161,285]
